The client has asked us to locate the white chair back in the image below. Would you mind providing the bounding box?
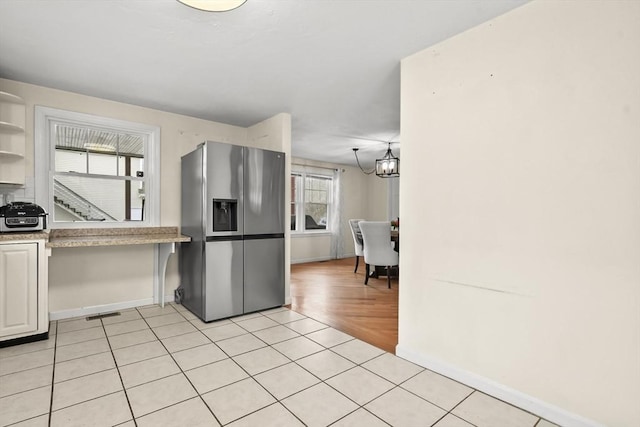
[359,221,399,267]
[348,219,365,256]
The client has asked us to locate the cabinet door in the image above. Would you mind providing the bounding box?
[0,243,38,337]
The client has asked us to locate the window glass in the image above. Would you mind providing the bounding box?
[290,174,299,231]
[52,123,146,222]
[290,172,331,232]
[54,175,135,222]
[35,106,159,227]
[304,176,329,229]
[54,124,144,177]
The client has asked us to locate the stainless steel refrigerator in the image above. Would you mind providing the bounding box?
[180,141,285,322]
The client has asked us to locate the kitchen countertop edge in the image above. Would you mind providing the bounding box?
[1,227,191,247]
[0,231,49,242]
[47,227,190,248]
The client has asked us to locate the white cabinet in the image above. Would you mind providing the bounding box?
[0,91,26,187]
[0,239,49,342]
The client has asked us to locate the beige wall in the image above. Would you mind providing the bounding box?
[0,78,291,314]
[398,2,640,426]
[290,235,332,264]
[366,172,390,221]
[289,157,389,264]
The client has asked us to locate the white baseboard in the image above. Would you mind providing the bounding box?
[50,294,176,321]
[396,344,604,427]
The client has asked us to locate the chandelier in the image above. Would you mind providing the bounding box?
[353,143,400,178]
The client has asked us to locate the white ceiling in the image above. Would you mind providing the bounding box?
[0,0,527,166]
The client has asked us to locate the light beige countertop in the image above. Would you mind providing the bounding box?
[46,227,191,248]
[0,231,49,242]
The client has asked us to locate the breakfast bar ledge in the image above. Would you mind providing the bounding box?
[47,227,191,307]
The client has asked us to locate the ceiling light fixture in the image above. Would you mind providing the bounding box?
[177,0,247,12]
[375,143,400,178]
[352,142,400,178]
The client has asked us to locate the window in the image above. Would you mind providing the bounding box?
[35,107,160,227]
[291,173,332,232]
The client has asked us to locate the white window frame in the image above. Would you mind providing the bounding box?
[291,172,332,235]
[35,106,160,228]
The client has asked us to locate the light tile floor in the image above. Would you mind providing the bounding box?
[0,305,559,427]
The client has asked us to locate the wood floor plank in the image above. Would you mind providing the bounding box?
[290,257,398,353]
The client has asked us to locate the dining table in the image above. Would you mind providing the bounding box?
[391,229,399,252]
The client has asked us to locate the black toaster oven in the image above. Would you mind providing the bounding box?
[0,202,48,233]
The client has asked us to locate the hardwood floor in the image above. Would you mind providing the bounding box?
[290,257,398,353]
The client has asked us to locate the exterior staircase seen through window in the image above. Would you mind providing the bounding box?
[53,180,117,222]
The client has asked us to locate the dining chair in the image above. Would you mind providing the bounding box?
[348,218,365,273]
[359,221,399,288]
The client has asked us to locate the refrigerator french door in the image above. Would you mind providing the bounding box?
[243,146,285,313]
[180,141,285,322]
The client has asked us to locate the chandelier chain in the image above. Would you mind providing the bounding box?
[352,148,376,175]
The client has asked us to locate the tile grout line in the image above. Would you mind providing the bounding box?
[451,388,544,426]
[102,312,138,427]
[47,321,58,427]
[327,407,392,427]
[316,368,387,426]
[392,365,466,412]
[445,390,480,427]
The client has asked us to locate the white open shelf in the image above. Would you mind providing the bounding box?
[0,91,26,187]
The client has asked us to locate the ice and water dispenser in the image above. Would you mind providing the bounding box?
[212,198,238,232]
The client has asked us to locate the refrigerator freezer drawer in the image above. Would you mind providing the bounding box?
[243,238,285,313]
[204,240,244,321]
